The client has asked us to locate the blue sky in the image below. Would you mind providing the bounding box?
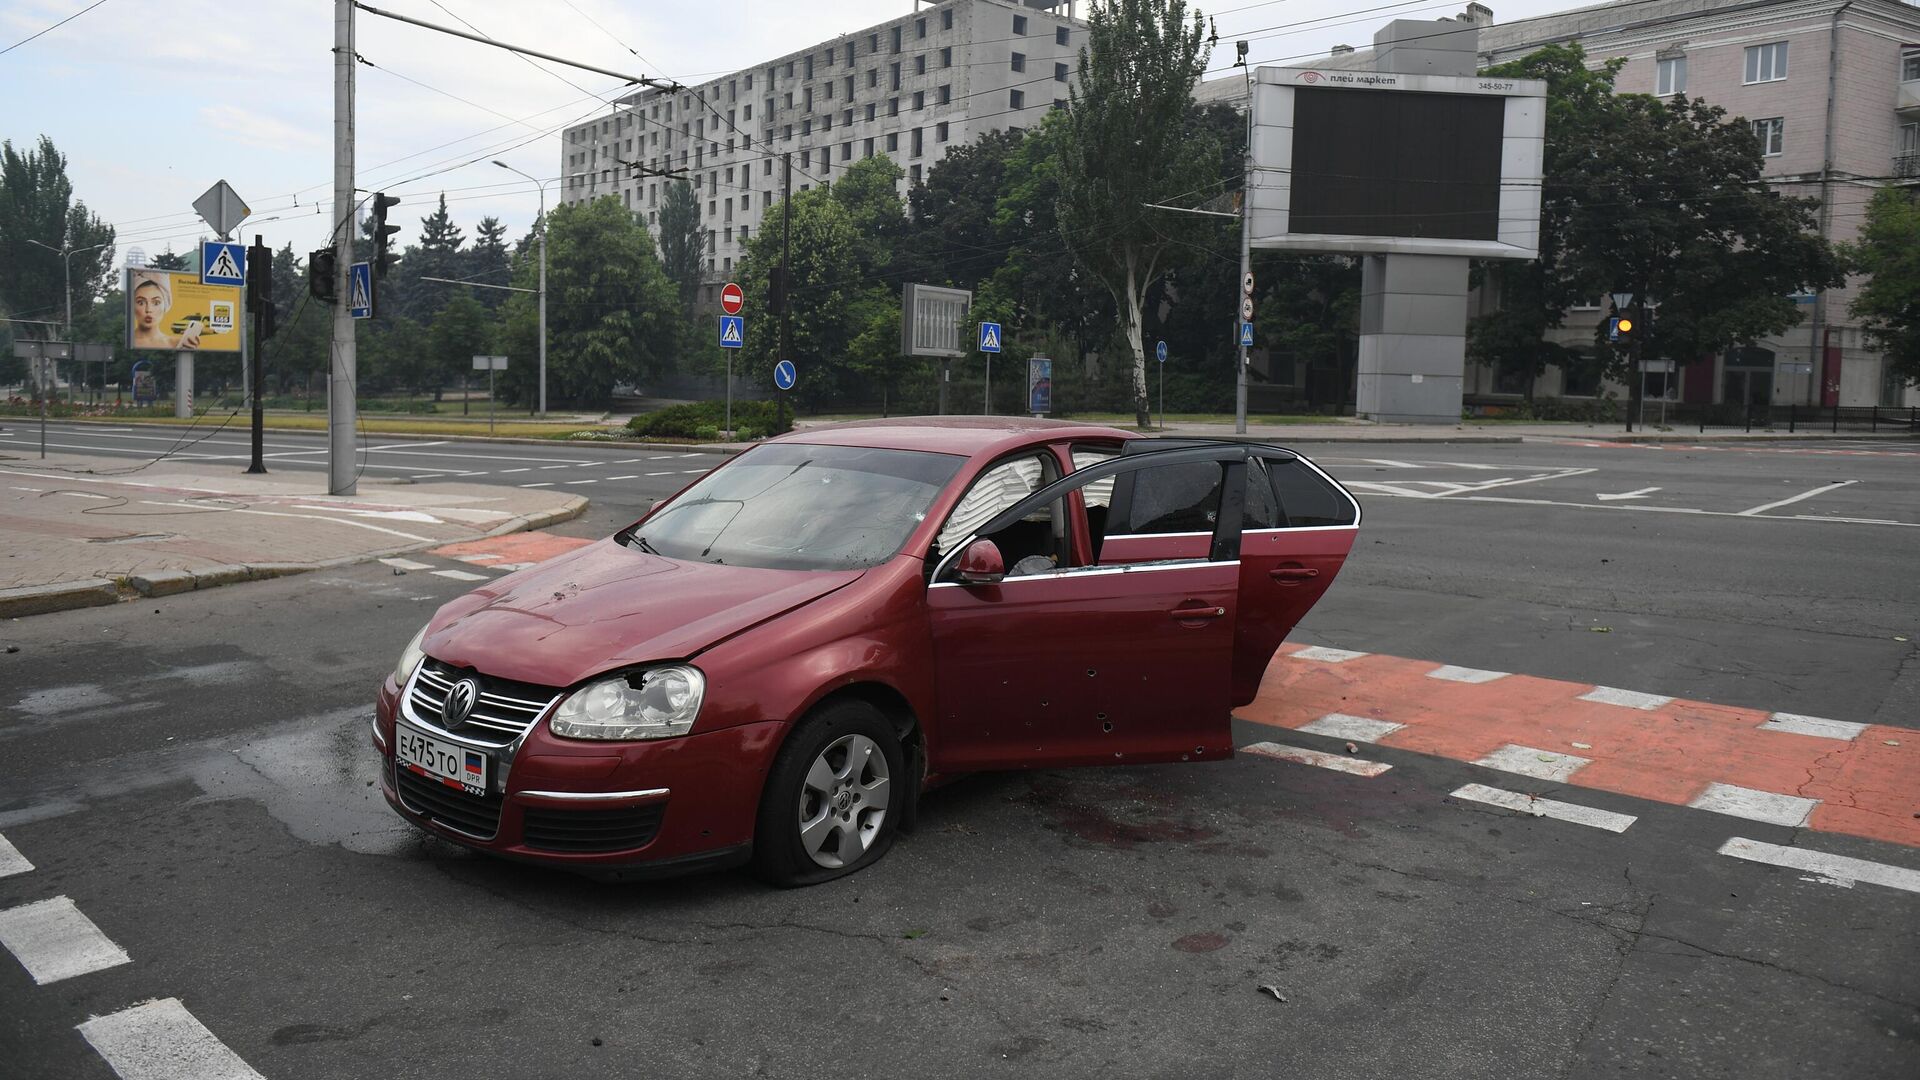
[1,0,1573,264]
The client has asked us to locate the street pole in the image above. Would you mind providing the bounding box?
[246,233,267,473]
[329,0,359,495]
[780,151,792,436]
[491,161,548,416]
[1236,49,1253,436]
[984,352,991,415]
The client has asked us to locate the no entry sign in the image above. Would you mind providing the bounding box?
[720,282,744,315]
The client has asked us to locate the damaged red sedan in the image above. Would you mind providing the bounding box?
[372,418,1359,885]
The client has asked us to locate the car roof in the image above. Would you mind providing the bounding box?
[769,416,1138,458]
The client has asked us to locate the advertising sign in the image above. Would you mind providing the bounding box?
[126,269,242,353]
[1027,357,1052,415]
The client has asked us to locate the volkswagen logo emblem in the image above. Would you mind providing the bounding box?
[442,678,480,731]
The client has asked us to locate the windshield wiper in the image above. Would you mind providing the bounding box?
[614,528,660,555]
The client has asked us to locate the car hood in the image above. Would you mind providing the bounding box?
[424,538,864,687]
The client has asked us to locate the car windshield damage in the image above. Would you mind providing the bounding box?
[623,443,963,571]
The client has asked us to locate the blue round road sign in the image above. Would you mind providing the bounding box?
[773,359,797,391]
[1156,340,1168,364]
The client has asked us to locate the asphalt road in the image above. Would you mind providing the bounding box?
[2,426,1916,1078]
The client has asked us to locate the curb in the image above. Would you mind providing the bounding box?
[24,416,748,455]
[5,495,591,621]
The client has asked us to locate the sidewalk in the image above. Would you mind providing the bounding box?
[0,452,586,618]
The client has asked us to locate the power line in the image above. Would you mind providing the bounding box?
[0,0,109,56]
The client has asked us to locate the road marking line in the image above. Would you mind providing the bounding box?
[0,896,132,985]
[682,469,706,474]
[1718,837,1920,895]
[645,471,674,476]
[430,569,489,582]
[564,479,598,485]
[1760,712,1868,741]
[377,558,434,571]
[539,464,571,470]
[452,554,502,564]
[606,474,640,480]
[1361,458,1421,468]
[54,490,112,500]
[1474,743,1591,782]
[0,832,32,878]
[499,468,531,474]
[521,482,555,487]
[1427,664,1508,684]
[78,998,267,1080]
[369,440,447,450]
[1450,783,1637,833]
[678,453,703,458]
[408,473,444,479]
[1241,741,1392,777]
[648,455,674,459]
[1291,646,1369,663]
[1737,479,1859,516]
[1299,713,1405,743]
[1577,686,1675,711]
[1689,782,1818,827]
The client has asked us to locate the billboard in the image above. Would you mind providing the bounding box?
[1248,69,1546,259]
[900,283,971,358]
[126,269,243,352]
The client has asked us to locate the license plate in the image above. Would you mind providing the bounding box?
[395,722,489,797]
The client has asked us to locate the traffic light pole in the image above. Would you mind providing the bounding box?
[247,233,267,474]
[330,0,358,495]
[780,151,792,437]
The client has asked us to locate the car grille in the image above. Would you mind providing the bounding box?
[522,804,666,853]
[406,659,562,747]
[394,761,503,839]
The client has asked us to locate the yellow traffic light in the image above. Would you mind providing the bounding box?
[1616,317,1634,334]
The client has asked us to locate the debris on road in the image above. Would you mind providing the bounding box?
[1257,985,1288,1002]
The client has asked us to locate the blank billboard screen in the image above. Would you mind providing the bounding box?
[1290,88,1504,241]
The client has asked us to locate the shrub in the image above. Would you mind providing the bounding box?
[626,400,791,440]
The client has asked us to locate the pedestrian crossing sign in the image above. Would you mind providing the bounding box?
[348,261,373,319]
[1239,321,1255,348]
[719,314,745,348]
[978,321,1002,353]
[201,241,246,286]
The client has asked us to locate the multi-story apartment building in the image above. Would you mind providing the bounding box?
[1200,0,1920,409]
[558,0,1085,307]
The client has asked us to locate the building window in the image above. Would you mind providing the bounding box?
[910,163,922,185]
[1750,116,1783,156]
[886,132,899,151]
[913,90,925,110]
[783,124,792,139]
[741,225,749,240]
[765,158,773,175]
[1744,42,1787,84]
[1055,62,1069,82]
[1903,48,1920,82]
[890,62,901,90]
[805,55,814,80]
[936,121,949,143]
[784,61,794,78]
[1011,52,1025,73]
[743,104,752,121]
[889,97,900,116]
[865,103,877,121]
[911,127,923,156]
[941,46,952,68]
[1013,14,1027,34]
[1056,26,1069,46]
[943,8,954,31]
[916,16,927,38]
[745,74,754,90]
[802,150,811,168]
[1009,89,1025,109]
[915,53,927,75]
[843,108,853,125]
[845,42,854,66]
[891,26,902,52]
[864,136,875,157]
[842,141,852,160]
[724,257,732,273]
[869,33,879,53]
[938,84,951,105]
[804,88,813,111]
[1656,55,1687,95]
[802,118,812,136]
[845,74,854,99]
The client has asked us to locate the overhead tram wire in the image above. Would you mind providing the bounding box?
[0,0,110,56]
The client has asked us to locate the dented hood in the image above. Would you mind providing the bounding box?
[422,538,862,687]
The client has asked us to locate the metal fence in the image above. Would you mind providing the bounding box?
[1696,404,1920,434]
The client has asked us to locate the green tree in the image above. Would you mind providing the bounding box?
[497,197,678,408]
[736,188,865,408]
[1055,0,1218,426]
[905,129,1026,292]
[0,136,116,353]
[1254,256,1361,412]
[466,216,512,310]
[147,249,189,270]
[658,180,706,319]
[426,293,492,399]
[1844,188,1920,387]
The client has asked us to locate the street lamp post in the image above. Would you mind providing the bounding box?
[26,238,111,401]
[493,160,548,416]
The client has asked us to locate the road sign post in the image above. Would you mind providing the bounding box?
[1156,340,1168,431]
[473,355,507,435]
[978,321,1002,415]
[719,286,744,435]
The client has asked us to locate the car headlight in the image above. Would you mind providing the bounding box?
[392,624,429,686]
[551,666,706,741]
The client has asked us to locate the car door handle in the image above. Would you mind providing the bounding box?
[1270,567,1320,581]
[1168,605,1227,620]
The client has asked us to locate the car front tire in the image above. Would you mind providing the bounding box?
[752,700,904,887]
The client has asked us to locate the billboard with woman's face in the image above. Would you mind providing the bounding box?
[126,270,242,352]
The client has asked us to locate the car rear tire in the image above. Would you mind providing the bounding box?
[752,700,904,887]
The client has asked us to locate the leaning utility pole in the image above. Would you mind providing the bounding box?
[330,0,358,494]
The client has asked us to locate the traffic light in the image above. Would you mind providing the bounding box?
[371,192,402,278]
[309,248,337,304]
[767,264,788,312]
[1606,304,1634,344]
[247,242,276,339]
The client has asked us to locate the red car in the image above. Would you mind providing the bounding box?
[372,418,1359,885]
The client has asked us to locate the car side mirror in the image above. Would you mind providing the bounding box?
[956,539,1005,585]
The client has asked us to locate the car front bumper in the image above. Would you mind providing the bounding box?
[373,677,782,877]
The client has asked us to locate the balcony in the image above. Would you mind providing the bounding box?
[1897,151,1920,181]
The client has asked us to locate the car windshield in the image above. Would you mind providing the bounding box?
[625,443,964,571]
